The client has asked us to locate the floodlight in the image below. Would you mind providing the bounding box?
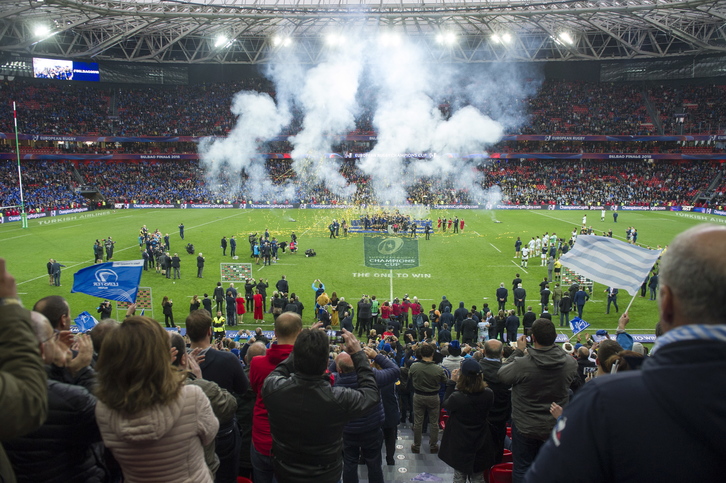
[214,35,228,48]
[272,36,291,47]
[558,32,574,45]
[34,25,50,37]
[325,33,345,46]
[436,32,457,45]
[502,32,513,43]
[379,32,401,47]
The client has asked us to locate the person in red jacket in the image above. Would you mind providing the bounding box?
[248,312,303,483]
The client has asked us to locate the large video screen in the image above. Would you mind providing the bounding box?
[32,57,100,82]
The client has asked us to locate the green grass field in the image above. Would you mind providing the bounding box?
[1,207,712,335]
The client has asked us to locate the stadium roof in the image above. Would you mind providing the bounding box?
[0,0,725,63]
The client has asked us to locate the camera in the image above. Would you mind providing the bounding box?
[583,366,597,375]
[328,330,345,344]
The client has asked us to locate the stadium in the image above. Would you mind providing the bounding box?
[1,0,725,482]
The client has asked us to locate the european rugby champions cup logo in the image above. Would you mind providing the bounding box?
[378,238,405,256]
[364,236,419,270]
[94,268,120,289]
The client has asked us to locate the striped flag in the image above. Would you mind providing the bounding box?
[559,236,662,296]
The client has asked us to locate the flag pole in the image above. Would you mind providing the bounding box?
[623,292,638,315]
[13,101,28,229]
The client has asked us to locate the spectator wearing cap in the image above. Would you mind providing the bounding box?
[498,319,578,483]
[438,358,495,483]
[442,341,463,374]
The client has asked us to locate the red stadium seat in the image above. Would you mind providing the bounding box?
[502,449,513,463]
[438,409,449,430]
[237,478,253,483]
[489,462,513,483]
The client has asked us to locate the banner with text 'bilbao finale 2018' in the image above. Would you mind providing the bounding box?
[364,236,419,270]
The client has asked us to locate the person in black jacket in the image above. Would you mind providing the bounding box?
[196,253,205,278]
[438,358,494,481]
[522,307,537,336]
[496,283,508,312]
[479,340,512,465]
[5,312,107,483]
[461,314,478,345]
[332,347,400,479]
[220,236,228,256]
[505,310,520,343]
[438,296,453,315]
[275,276,289,296]
[558,293,572,327]
[171,253,181,280]
[513,284,527,316]
[213,282,225,313]
[453,302,468,341]
[262,329,379,483]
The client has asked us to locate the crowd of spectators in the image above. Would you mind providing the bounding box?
[0,160,86,212]
[2,157,725,212]
[2,75,726,213]
[1,77,725,137]
[647,83,726,135]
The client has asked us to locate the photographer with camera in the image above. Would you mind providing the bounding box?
[97,300,112,320]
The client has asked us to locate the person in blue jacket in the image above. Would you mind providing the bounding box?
[525,223,726,483]
[572,287,590,318]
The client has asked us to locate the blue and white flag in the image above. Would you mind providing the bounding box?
[559,236,662,296]
[72,260,144,303]
[569,316,590,336]
[74,311,99,332]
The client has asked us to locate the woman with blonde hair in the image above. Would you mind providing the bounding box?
[95,316,219,482]
[189,294,201,313]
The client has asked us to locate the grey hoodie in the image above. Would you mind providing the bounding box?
[498,344,577,439]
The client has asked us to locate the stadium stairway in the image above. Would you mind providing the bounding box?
[349,423,456,482]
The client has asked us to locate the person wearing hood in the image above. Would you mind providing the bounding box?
[525,224,726,483]
[438,296,453,315]
[498,318,577,483]
[453,302,468,341]
[95,316,219,483]
[442,340,463,374]
[439,305,454,338]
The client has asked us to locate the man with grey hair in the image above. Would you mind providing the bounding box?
[526,224,726,482]
[5,312,106,482]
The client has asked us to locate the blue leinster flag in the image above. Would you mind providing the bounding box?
[74,311,99,332]
[72,260,144,303]
[569,316,591,336]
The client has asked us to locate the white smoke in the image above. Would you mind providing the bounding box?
[288,43,364,199]
[199,91,292,200]
[199,34,539,204]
